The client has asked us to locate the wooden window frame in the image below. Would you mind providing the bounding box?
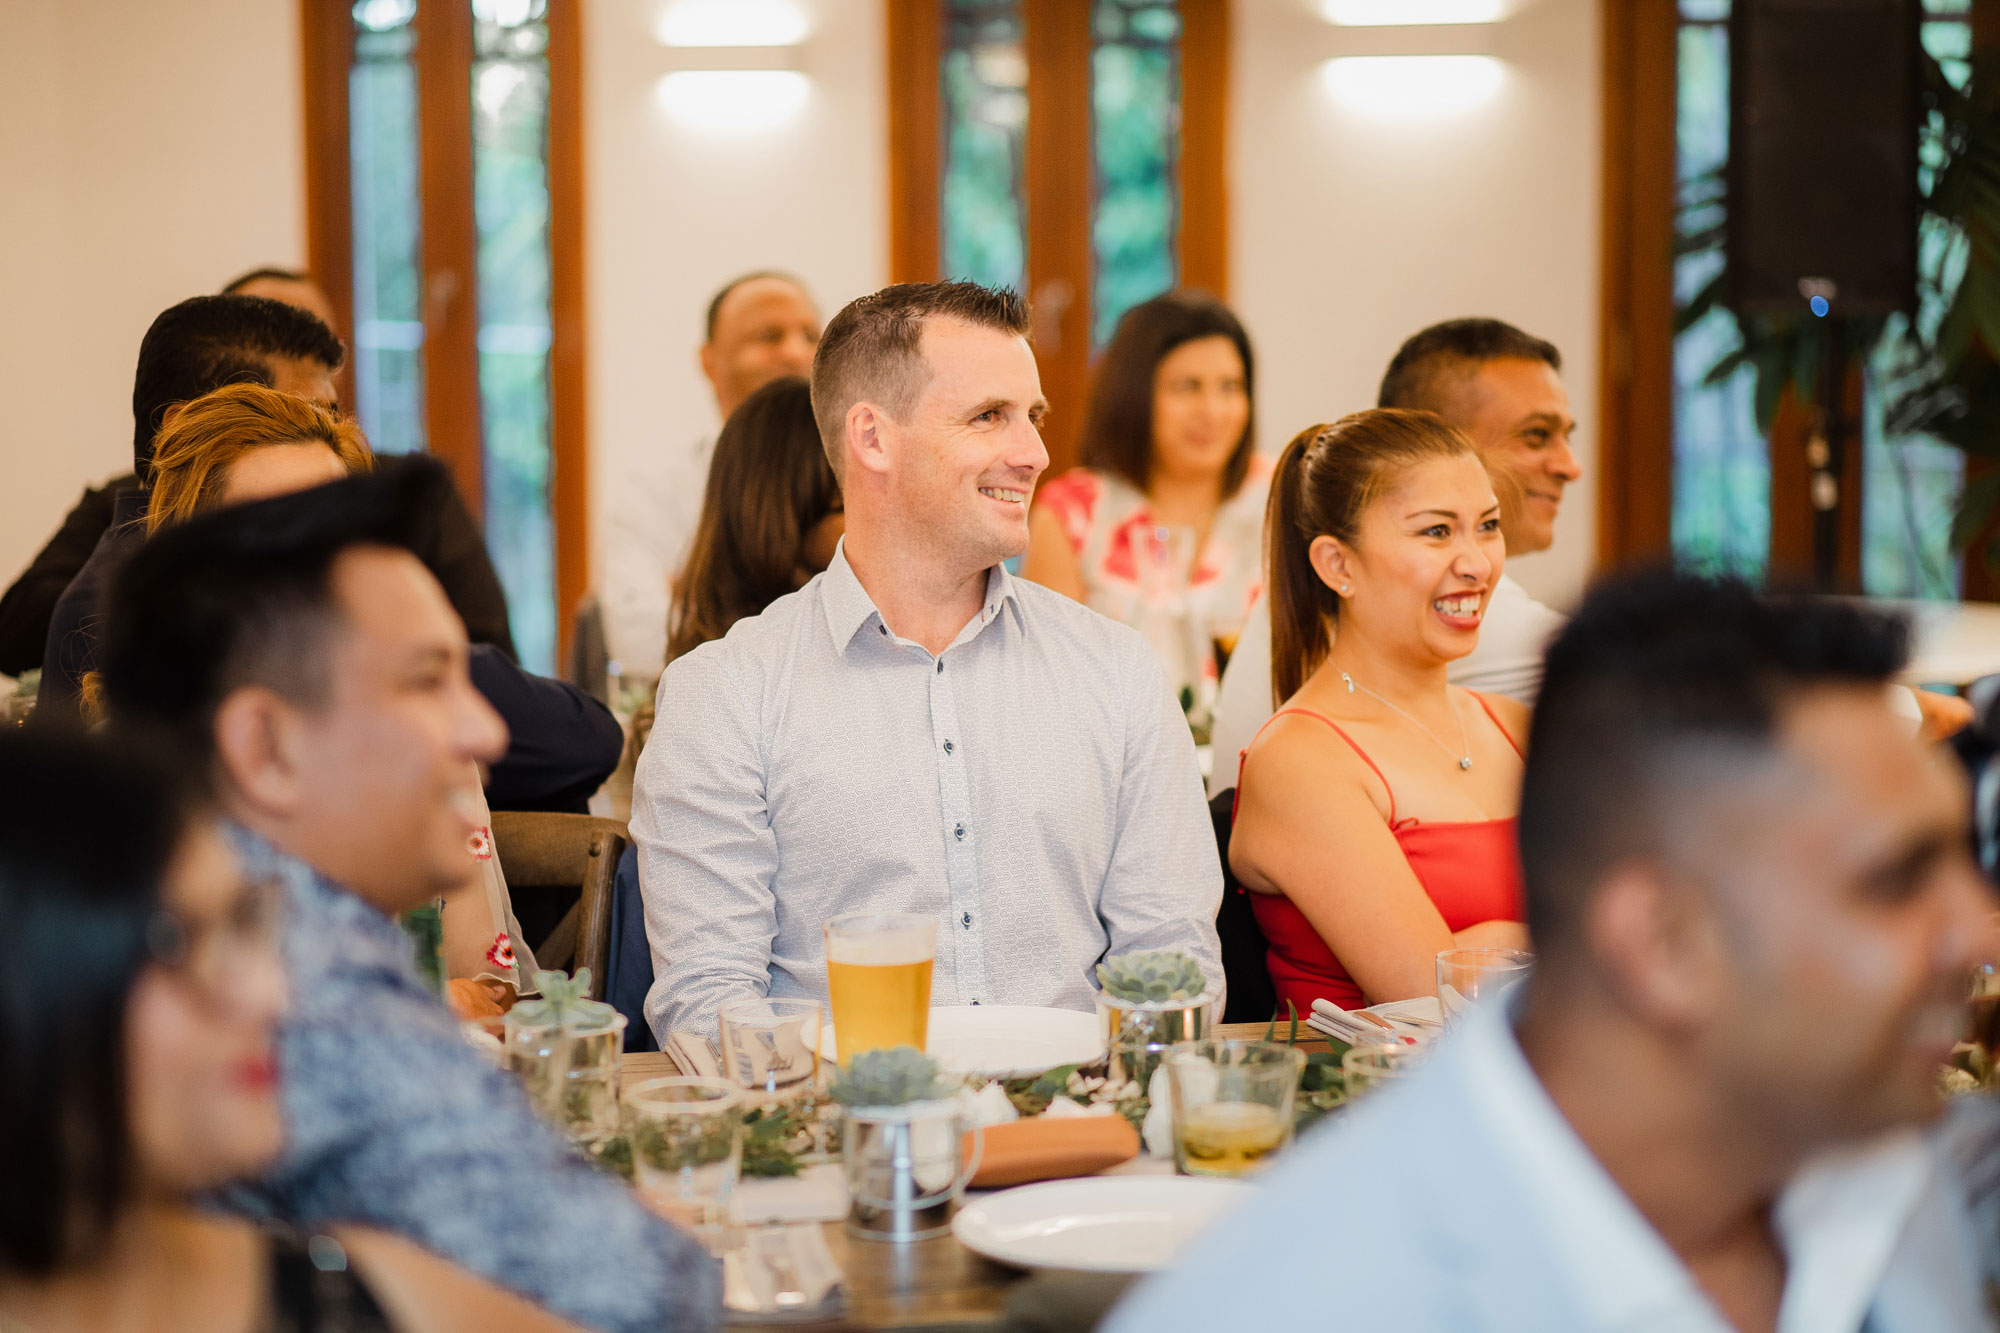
[299,0,589,660]
[886,0,1231,478]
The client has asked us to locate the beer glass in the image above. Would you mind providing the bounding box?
[824,912,936,1057]
[1436,948,1533,1025]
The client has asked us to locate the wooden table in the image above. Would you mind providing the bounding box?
[620,1021,1327,1329]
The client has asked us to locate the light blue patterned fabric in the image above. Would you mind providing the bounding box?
[634,543,1225,1042]
[218,826,720,1333]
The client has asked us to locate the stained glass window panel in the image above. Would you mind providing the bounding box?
[1090,0,1180,347]
[471,0,557,673]
[941,1,1027,292]
[349,0,427,455]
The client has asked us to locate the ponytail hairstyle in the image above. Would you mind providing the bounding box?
[1264,408,1477,706]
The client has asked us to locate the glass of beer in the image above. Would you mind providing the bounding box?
[1165,1039,1303,1178]
[824,911,936,1058]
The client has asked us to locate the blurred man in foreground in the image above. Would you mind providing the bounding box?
[100,460,719,1333]
[1112,571,1994,1332]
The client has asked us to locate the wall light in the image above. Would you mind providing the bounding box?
[1321,0,1505,23]
[1321,55,1505,118]
[655,69,811,133]
[655,0,809,48]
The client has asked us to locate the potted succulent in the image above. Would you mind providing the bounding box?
[1095,949,1214,1047]
[503,968,627,1147]
[833,1047,980,1242]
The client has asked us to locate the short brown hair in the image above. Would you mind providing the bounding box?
[146,383,373,535]
[1079,290,1256,499]
[809,282,1031,477]
[1266,409,1476,704]
[1376,318,1561,417]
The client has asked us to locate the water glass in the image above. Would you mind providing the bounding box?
[1340,1043,1415,1100]
[719,996,832,1160]
[824,912,936,1057]
[1164,1039,1303,1178]
[626,1077,742,1246]
[1436,948,1533,1025]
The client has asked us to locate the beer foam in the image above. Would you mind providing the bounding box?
[825,927,934,966]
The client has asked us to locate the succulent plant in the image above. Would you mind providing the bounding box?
[1096,949,1207,1005]
[830,1046,956,1108]
[511,967,616,1030]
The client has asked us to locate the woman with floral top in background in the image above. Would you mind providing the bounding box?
[1023,290,1266,706]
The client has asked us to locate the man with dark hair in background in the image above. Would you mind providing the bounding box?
[601,271,822,680]
[97,458,719,1333]
[25,293,516,716]
[635,281,1221,1042]
[221,264,341,332]
[1112,571,1995,1331]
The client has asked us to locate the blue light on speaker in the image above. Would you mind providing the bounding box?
[1809,295,1830,317]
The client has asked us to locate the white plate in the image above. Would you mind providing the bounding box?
[952,1176,1251,1273]
[824,1005,1104,1078]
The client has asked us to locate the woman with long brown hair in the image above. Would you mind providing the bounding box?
[1230,409,1529,1017]
[1022,290,1263,700]
[665,375,842,664]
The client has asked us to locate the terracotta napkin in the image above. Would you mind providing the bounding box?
[965,1114,1140,1188]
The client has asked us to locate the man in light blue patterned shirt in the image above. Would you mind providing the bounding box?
[100,461,720,1333]
[636,282,1224,1043]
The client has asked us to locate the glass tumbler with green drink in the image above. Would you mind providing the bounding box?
[1165,1039,1304,1177]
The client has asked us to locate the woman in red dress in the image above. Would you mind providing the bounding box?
[1231,409,1530,1016]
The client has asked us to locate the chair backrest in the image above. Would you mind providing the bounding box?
[567,594,611,704]
[1209,787,1278,1024]
[489,810,629,998]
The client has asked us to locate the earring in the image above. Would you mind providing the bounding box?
[1339,584,1351,595]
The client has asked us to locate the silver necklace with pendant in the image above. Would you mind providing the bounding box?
[1339,671,1474,770]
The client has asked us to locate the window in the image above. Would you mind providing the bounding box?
[889,0,1228,473]
[1666,0,1969,595]
[303,0,586,673]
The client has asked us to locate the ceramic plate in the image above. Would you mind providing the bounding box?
[824,1005,1105,1078]
[952,1176,1251,1273]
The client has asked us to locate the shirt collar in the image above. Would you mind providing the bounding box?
[818,538,1022,655]
[1451,993,1934,1332]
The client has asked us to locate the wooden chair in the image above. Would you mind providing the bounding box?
[489,810,629,998]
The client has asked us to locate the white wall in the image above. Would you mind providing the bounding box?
[582,0,888,591]
[1230,0,1602,608]
[0,0,305,581]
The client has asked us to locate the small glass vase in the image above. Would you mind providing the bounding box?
[504,1005,628,1148]
[1095,990,1215,1058]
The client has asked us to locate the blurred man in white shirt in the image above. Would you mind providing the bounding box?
[1114,573,1996,1333]
[602,272,822,678]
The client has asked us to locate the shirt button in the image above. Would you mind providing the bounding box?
[936,659,944,674]
[954,822,965,841]
[961,911,972,928]
[878,625,887,636]
[943,740,954,755]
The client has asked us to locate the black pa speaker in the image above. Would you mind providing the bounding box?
[1726,0,1921,316]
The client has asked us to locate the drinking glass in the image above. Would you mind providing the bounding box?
[719,996,831,1161]
[824,912,936,1057]
[1341,1043,1414,1100]
[626,1077,743,1247]
[1436,948,1533,1025]
[1164,1039,1303,1178]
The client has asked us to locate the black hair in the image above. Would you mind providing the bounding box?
[704,270,809,342]
[219,266,309,293]
[99,456,448,772]
[1079,289,1257,500]
[668,377,839,663]
[0,727,191,1274]
[131,294,345,480]
[1518,568,1910,956]
[1377,317,1561,415]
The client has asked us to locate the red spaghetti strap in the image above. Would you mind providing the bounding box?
[1468,692,1524,758]
[1246,707,1400,826]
